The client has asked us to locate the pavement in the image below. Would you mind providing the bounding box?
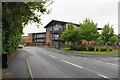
[1,47,119,80]
[2,49,30,79]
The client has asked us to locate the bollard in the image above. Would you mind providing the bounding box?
[2,52,8,68]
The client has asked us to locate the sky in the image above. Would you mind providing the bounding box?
[23,0,120,36]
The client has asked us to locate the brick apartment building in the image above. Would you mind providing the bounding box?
[27,32,46,43]
[44,20,80,45]
[27,20,102,45]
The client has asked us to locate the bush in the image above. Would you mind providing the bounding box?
[109,48,112,51]
[88,47,94,51]
[100,48,107,52]
[65,48,70,50]
[70,45,76,50]
[96,48,99,51]
[75,46,86,51]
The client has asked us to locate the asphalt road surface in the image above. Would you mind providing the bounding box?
[23,47,119,79]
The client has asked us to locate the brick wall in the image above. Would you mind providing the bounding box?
[46,28,52,43]
[27,34,32,43]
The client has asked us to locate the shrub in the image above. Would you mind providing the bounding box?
[88,47,94,51]
[65,48,70,50]
[109,48,112,51]
[70,45,76,50]
[100,48,107,52]
[75,46,86,51]
[96,48,99,51]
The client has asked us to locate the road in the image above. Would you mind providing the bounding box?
[23,47,118,79]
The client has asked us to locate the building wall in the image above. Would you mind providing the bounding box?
[46,28,53,43]
[27,34,32,43]
[32,33,46,43]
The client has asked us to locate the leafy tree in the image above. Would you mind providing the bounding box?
[101,23,114,45]
[61,23,82,46]
[79,18,99,44]
[20,38,27,45]
[94,35,104,45]
[109,36,118,45]
[2,1,52,55]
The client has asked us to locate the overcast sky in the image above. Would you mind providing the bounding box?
[23,0,120,36]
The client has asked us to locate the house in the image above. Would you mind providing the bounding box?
[27,32,46,44]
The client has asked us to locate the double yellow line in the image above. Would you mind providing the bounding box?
[24,50,34,80]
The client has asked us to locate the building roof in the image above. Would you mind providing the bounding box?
[44,20,80,28]
[28,32,46,35]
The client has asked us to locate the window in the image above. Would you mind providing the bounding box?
[54,34,59,38]
[49,35,52,38]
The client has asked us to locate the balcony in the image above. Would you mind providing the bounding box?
[52,37,62,41]
[33,36,46,39]
[50,30,63,34]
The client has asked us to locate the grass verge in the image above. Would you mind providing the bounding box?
[60,48,119,55]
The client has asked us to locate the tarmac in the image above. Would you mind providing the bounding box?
[2,49,30,79]
[1,47,119,79]
[41,47,120,57]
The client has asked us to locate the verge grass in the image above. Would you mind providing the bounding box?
[60,48,119,55]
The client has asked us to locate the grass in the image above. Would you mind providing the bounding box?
[60,48,119,55]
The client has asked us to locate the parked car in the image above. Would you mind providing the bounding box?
[18,44,23,49]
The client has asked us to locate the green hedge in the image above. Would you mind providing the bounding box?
[75,46,86,51]
[88,47,94,51]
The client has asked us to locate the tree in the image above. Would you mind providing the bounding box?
[20,38,27,45]
[61,23,82,46]
[109,36,118,45]
[2,1,52,55]
[79,18,99,44]
[101,23,114,45]
[94,35,104,45]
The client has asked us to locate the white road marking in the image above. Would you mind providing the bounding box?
[91,59,119,66]
[49,55,57,59]
[93,60,102,62]
[106,63,118,66]
[78,57,81,58]
[61,60,82,69]
[97,74,109,79]
[83,58,89,60]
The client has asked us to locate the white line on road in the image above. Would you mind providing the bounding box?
[49,55,57,59]
[42,52,47,55]
[106,63,118,66]
[97,74,109,79]
[93,60,119,66]
[83,58,89,60]
[93,60,100,62]
[78,57,81,58]
[61,60,82,69]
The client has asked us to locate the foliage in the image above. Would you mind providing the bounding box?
[20,37,27,45]
[61,23,82,46]
[109,36,118,45]
[2,2,52,54]
[75,46,86,51]
[100,48,107,52]
[88,47,94,51]
[79,18,99,43]
[101,23,114,43]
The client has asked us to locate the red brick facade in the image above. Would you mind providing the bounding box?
[46,28,53,43]
[27,34,32,43]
